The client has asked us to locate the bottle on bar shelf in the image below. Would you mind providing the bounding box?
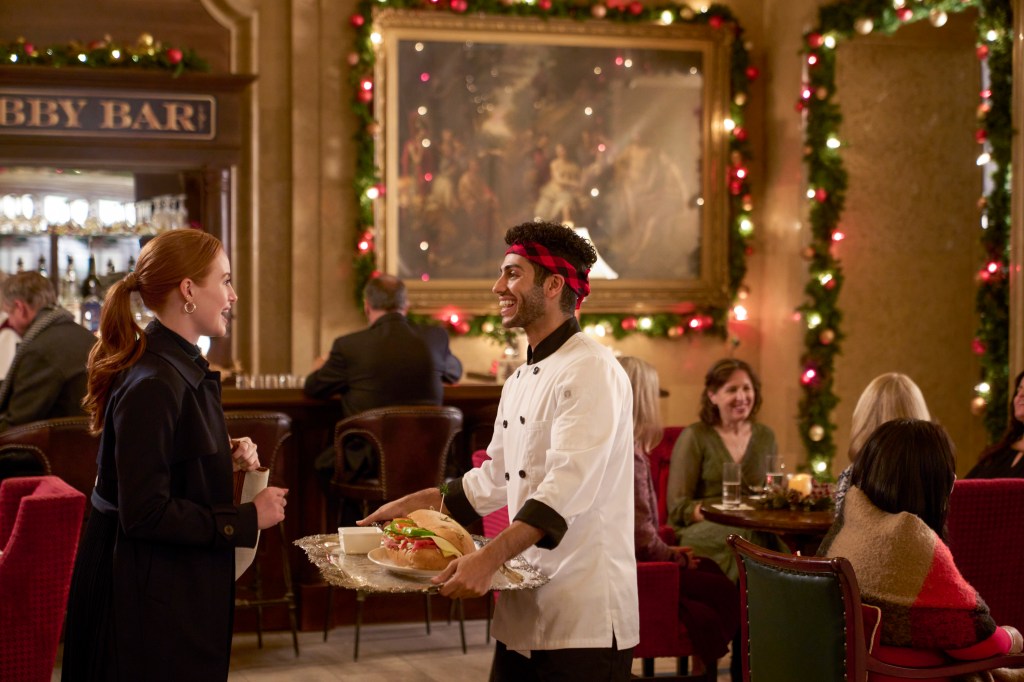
[80,255,102,333]
[106,258,116,276]
[37,255,47,278]
[15,257,24,273]
[59,256,81,322]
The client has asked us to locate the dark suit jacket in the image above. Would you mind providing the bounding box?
[0,310,96,431]
[303,312,462,417]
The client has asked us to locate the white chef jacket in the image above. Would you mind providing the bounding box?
[460,328,639,652]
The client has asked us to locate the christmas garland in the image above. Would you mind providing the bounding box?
[796,0,1011,477]
[348,1,756,341]
[0,35,209,76]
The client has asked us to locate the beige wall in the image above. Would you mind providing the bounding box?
[2,0,1003,476]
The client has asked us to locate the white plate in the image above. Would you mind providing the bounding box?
[366,547,444,579]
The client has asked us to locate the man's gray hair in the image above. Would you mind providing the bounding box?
[363,274,407,313]
[1,271,57,310]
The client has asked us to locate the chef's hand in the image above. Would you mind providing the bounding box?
[433,549,499,599]
[230,437,260,471]
[356,488,443,527]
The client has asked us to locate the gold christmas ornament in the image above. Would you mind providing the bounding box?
[971,396,988,416]
[809,425,825,442]
[734,92,747,107]
[138,33,155,47]
[818,328,835,345]
[854,17,874,35]
[929,9,948,27]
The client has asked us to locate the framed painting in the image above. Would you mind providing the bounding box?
[373,10,733,313]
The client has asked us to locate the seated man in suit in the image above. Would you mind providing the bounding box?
[304,274,462,512]
[0,271,97,433]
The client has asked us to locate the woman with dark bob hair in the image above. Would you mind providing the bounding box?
[968,370,1024,479]
[820,419,1024,670]
[666,358,776,581]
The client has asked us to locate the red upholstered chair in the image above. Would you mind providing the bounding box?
[728,534,1024,682]
[947,478,1024,629]
[0,476,86,681]
[470,449,510,644]
[648,426,684,544]
[634,561,711,680]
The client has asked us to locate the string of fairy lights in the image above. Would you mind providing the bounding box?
[796,0,1011,477]
[346,0,758,345]
[0,35,209,75]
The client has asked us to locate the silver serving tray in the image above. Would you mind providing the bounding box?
[295,533,549,594]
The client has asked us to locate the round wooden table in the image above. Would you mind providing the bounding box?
[701,500,835,554]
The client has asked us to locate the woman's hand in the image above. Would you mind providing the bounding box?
[692,502,705,523]
[1005,626,1024,654]
[230,437,260,472]
[253,486,288,529]
[670,545,698,569]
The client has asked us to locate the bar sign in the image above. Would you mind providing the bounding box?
[0,89,216,140]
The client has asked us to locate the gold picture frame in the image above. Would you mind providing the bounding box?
[373,9,733,314]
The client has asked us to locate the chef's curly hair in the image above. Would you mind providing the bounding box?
[504,221,597,313]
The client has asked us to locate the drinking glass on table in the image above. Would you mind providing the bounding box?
[765,454,786,493]
[722,461,742,508]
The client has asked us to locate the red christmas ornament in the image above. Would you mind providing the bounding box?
[975,129,988,143]
[350,14,366,27]
[621,317,638,331]
[539,0,553,9]
[357,90,373,104]
[450,0,468,12]
[815,188,828,202]
[729,179,743,196]
[708,15,724,29]
[897,7,913,21]
[807,32,824,48]
[795,100,806,113]
[166,48,183,65]
[733,127,748,142]
[667,325,685,339]
[980,89,992,99]
[23,43,35,55]
[745,65,760,81]
[972,338,987,355]
[628,1,643,15]
[977,44,990,60]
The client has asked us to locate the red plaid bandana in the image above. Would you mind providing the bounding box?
[505,242,591,309]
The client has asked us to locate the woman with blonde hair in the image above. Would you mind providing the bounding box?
[833,372,930,513]
[62,229,288,681]
[619,357,739,679]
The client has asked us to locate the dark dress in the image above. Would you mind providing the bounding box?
[62,321,258,681]
[966,446,1024,479]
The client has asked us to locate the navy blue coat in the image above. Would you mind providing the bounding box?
[67,321,257,681]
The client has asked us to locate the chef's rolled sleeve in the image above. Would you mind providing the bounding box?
[514,498,567,549]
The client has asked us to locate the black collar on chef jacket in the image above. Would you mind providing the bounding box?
[526,316,581,365]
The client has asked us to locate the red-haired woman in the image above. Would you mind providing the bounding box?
[62,229,288,681]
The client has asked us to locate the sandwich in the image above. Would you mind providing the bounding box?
[381,509,477,570]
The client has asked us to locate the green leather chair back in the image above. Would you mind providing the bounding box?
[731,534,866,682]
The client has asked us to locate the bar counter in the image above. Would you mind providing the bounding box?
[221,383,503,631]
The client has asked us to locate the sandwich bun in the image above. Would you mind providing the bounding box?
[382,510,476,570]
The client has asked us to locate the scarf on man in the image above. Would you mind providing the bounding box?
[0,306,78,413]
[819,485,996,650]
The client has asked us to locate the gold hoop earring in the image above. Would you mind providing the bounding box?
[184,300,197,314]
